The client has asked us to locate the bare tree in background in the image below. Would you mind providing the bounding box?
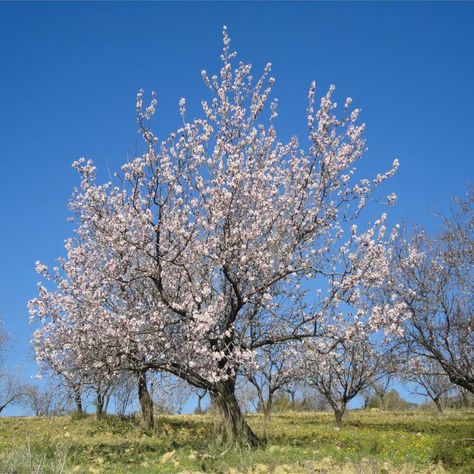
[152,374,192,415]
[283,381,299,410]
[235,379,259,413]
[404,358,453,413]
[0,371,25,414]
[360,386,374,410]
[22,381,69,416]
[0,318,25,414]
[93,380,113,421]
[244,343,297,436]
[371,375,394,411]
[192,388,208,414]
[112,373,136,417]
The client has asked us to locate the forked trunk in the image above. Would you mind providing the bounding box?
[138,371,155,430]
[211,379,260,447]
[196,392,206,414]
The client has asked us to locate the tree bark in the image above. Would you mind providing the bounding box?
[105,393,110,412]
[96,391,105,420]
[379,394,386,411]
[263,392,274,439]
[138,371,155,430]
[433,396,443,413]
[363,395,370,410]
[196,391,206,414]
[0,396,18,415]
[290,391,296,409]
[211,379,260,447]
[334,407,345,427]
[73,385,83,414]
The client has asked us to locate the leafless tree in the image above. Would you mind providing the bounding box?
[360,386,374,410]
[371,375,394,411]
[235,379,259,413]
[112,373,136,417]
[0,319,25,414]
[404,358,453,413]
[92,380,113,420]
[151,373,192,414]
[192,388,208,414]
[243,343,297,436]
[22,381,69,416]
[0,371,25,414]
[283,380,300,409]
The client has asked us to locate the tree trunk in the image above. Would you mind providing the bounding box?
[138,371,155,430]
[104,390,111,414]
[196,392,206,414]
[73,386,83,414]
[263,392,273,439]
[334,407,345,427]
[290,391,296,409]
[211,379,260,447]
[96,391,105,420]
[363,395,369,410]
[433,396,443,413]
[257,391,265,414]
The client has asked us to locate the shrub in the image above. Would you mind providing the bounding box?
[69,410,88,421]
[431,438,474,470]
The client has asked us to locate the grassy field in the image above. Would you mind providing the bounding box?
[0,410,473,473]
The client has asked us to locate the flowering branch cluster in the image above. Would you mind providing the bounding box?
[29,27,402,443]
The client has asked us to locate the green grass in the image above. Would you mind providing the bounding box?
[0,410,472,473]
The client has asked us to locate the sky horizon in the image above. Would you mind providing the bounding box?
[0,2,473,415]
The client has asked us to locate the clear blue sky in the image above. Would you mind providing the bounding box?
[0,2,473,414]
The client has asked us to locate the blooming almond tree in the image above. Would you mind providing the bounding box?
[31,273,156,427]
[30,27,400,446]
[385,191,474,394]
[299,311,402,426]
